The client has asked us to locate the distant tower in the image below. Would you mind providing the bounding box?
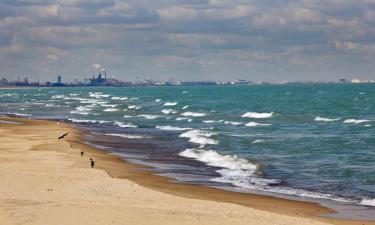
[57,75,62,84]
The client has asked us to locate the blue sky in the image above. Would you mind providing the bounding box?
[1,0,375,82]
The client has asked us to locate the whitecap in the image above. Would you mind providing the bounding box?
[164,102,178,106]
[315,116,341,122]
[176,117,193,122]
[106,133,148,139]
[245,122,271,127]
[138,114,161,120]
[182,105,189,110]
[111,96,128,100]
[360,198,375,206]
[89,92,110,98]
[162,109,177,115]
[223,121,243,126]
[155,99,161,102]
[70,106,92,115]
[156,126,192,131]
[128,105,141,109]
[343,119,371,124]
[242,112,273,118]
[252,139,266,144]
[104,108,119,112]
[181,111,206,117]
[179,129,218,146]
[68,118,109,124]
[114,121,138,128]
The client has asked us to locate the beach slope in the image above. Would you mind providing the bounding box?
[0,117,369,225]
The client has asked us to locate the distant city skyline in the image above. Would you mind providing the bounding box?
[1,0,375,82]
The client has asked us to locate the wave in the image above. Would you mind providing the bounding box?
[68,118,109,124]
[179,148,275,188]
[156,125,192,131]
[176,117,193,122]
[242,112,273,118]
[182,105,189,110]
[114,121,138,128]
[252,139,266,144]
[111,96,128,100]
[315,116,341,122]
[343,119,371,124]
[70,106,92,115]
[51,95,65,99]
[179,129,218,146]
[89,92,110,98]
[164,102,178,106]
[223,121,243,126]
[245,122,271,127]
[203,120,222,124]
[106,133,148,139]
[360,198,375,206]
[104,108,119,112]
[138,114,161,120]
[155,99,161,102]
[181,111,206,117]
[128,105,141,109]
[13,113,31,117]
[162,109,177,115]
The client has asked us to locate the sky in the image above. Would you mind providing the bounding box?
[1,0,375,82]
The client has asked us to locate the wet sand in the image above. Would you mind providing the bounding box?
[0,116,373,225]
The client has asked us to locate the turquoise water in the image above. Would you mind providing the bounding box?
[1,84,375,209]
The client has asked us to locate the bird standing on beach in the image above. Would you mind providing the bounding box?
[90,158,95,168]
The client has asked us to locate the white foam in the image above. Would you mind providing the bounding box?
[360,198,375,206]
[89,92,110,98]
[180,148,256,170]
[181,111,206,117]
[106,133,147,139]
[252,139,266,144]
[182,91,189,94]
[70,106,92,115]
[155,99,161,102]
[203,120,224,124]
[179,130,218,146]
[156,126,192,131]
[176,117,193,122]
[245,122,271,127]
[164,102,178,106]
[104,108,119,112]
[51,95,65,99]
[223,121,243,126]
[315,116,341,122]
[128,105,141,109]
[138,114,161,120]
[114,121,138,128]
[68,118,109,124]
[182,105,189,110]
[14,113,31,117]
[343,119,371,124]
[242,112,273,118]
[111,96,128,100]
[162,109,177,115]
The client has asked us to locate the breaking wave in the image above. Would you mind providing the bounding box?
[315,116,341,122]
[179,129,218,146]
[242,112,273,118]
[181,111,206,117]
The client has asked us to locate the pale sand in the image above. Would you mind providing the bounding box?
[0,117,373,225]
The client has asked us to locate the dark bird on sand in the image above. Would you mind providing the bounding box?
[58,132,69,139]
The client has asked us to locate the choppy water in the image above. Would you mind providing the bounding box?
[1,84,375,214]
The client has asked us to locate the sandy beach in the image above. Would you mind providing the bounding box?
[0,116,373,225]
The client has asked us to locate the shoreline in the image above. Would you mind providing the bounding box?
[1,116,373,225]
